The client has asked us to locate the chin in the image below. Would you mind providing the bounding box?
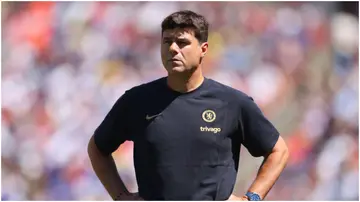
[167,66,186,74]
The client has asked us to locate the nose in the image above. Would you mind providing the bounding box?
[169,42,179,55]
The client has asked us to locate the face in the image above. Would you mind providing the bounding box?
[161,28,208,74]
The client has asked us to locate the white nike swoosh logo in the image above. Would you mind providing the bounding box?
[146,113,161,120]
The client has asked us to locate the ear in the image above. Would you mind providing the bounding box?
[200,42,208,58]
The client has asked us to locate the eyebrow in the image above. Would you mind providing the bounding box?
[163,36,189,41]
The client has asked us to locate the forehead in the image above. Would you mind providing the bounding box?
[162,28,195,39]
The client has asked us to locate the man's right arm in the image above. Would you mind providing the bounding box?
[88,91,141,200]
[88,135,135,200]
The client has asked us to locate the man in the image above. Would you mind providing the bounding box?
[88,10,289,201]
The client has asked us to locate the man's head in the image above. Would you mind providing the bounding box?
[160,10,209,74]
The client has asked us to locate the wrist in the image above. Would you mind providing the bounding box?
[113,192,132,200]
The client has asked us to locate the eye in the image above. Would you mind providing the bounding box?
[176,40,189,47]
[163,40,172,44]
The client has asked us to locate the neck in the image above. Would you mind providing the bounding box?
[167,67,204,93]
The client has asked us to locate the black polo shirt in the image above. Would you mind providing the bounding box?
[94,77,279,200]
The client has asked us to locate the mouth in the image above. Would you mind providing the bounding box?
[167,59,182,67]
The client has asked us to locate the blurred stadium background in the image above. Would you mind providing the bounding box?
[1,1,359,200]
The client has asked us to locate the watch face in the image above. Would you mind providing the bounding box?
[249,194,261,201]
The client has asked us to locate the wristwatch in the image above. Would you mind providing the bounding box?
[245,192,261,201]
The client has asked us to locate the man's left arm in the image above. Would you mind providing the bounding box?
[245,136,289,200]
[229,96,289,201]
[228,137,288,201]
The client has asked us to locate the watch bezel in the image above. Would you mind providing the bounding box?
[245,192,261,201]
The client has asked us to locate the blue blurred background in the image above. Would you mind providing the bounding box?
[1,1,358,200]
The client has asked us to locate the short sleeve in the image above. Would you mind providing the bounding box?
[94,91,132,155]
[239,96,279,157]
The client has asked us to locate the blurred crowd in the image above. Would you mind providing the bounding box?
[1,2,358,200]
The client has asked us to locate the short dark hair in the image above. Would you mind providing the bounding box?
[161,10,209,43]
